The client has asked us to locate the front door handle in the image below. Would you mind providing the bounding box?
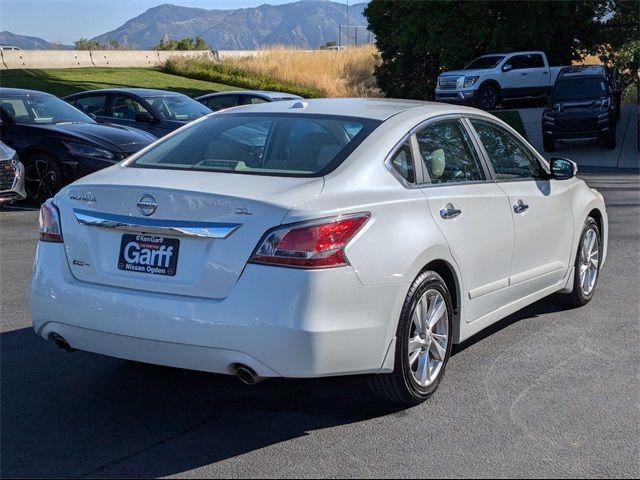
[513,200,529,214]
[440,203,462,219]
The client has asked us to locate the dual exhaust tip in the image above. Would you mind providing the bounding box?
[50,335,265,386]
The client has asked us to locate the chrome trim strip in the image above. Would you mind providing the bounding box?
[73,209,241,239]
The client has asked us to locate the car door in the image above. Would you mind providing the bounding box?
[414,117,515,323]
[107,93,167,137]
[468,118,574,296]
[68,93,109,122]
[501,54,546,98]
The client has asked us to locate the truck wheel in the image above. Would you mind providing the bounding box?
[477,84,499,110]
[543,134,555,152]
[603,126,616,150]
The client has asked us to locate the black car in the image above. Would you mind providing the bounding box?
[65,88,212,137]
[542,65,619,152]
[195,90,303,112]
[0,88,156,202]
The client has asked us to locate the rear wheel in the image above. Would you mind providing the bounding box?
[367,271,453,405]
[565,217,601,307]
[543,134,555,152]
[477,84,499,110]
[25,153,62,204]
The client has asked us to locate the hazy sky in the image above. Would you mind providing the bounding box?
[1,0,346,44]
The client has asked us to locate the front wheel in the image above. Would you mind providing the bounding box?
[367,271,453,405]
[24,153,62,204]
[603,127,616,149]
[476,84,499,110]
[543,134,555,152]
[565,217,601,307]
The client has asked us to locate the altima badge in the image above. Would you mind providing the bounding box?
[137,195,158,216]
[70,193,97,203]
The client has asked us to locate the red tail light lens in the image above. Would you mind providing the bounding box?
[250,213,370,268]
[39,200,63,242]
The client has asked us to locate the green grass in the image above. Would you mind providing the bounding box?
[490,110,528,140]
[0,68,239,97]
[164,57,323,98]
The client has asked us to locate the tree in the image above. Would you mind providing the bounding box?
[365,0,609,99]
[74,38,103,50]
[152,35,209,51]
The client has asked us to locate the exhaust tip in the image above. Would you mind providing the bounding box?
[235,364,264,385]
[50,334,76,353]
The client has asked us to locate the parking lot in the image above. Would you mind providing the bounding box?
[1,171,638,478]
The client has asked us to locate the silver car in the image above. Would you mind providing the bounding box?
[0,141,26,208]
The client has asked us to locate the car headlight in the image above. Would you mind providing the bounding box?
[62,141,115,160]
[464,76,480,87]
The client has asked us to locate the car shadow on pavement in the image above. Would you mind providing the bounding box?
[0,327,406,478]
[1,293,575,478]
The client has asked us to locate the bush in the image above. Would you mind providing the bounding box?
[164,55,323,98]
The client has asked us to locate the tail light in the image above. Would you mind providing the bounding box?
[250,213,370,268]
[39,200,63,242]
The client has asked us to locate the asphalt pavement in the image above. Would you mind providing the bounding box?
[1,173,638,478]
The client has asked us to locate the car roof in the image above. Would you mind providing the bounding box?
[65,88,189,98]
[558,65,607,79]
[477,51,543,57]
[196,90,304,100]
[219,97,479,121]
[0,87,56,96]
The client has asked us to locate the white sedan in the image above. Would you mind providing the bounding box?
[31,99,607,405]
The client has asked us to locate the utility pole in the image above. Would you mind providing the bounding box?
[346,0,349,46]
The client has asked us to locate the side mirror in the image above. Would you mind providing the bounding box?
[135,112,156,123]
[502,64,513,72]
[550,157,577,180]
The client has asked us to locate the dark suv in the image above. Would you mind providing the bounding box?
[542,65,620,152]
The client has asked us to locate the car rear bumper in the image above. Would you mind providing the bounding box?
[30,242,404,378]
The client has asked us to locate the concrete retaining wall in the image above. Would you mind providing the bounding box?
[1,50,216,69]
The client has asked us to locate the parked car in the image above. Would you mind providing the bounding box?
[436,51,565,109]
[64,88,212,138]
[195,90,304,111]
[0,45,22,51]
[542,65,620,152]
[0,88,156,203]
[0,141,26,209]
[31,99,607,405]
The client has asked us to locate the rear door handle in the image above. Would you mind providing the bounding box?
[513,200,529,214]
[440,203,462,219]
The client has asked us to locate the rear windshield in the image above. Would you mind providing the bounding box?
[464,56,504,70]
[127,113,380,176]
[552,77,607,102]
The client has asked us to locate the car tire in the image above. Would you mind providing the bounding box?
[24,153,62,204]
[604,127,616,149]
[565,217,601,307]
[614,98,621,121]
[367,270,453,405]
[477,84,499,110]
[543,134,555,152]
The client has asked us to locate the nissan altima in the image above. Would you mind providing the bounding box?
[30,99,607,405]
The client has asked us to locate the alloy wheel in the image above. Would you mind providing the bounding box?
[408,289,449,387]
[579,228,599,296]
[25,158,58,202]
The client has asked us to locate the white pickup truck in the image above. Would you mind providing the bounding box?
[435,51,564,110]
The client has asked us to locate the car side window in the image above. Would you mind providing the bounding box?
[415,120,485,184]
[243,96,268,105]
[205,96,239,111]
[109,95,151,120]
[389,140,415,184]
[71,95,107,116]
[471,120,545,180]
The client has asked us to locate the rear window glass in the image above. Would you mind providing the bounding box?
[127,113,380,176]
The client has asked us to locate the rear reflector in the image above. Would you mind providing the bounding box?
[39,200,63,243]
[250,213,370,268]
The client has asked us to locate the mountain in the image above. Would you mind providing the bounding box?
[91,1,370,50]
[0,31,72,49]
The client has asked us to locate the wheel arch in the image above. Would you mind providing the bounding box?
[479,79,501,96]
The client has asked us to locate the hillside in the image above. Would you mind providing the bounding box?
[0,31,72,50]
[91,1,369,50]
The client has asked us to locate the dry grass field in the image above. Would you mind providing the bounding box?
[222,45,381,97]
